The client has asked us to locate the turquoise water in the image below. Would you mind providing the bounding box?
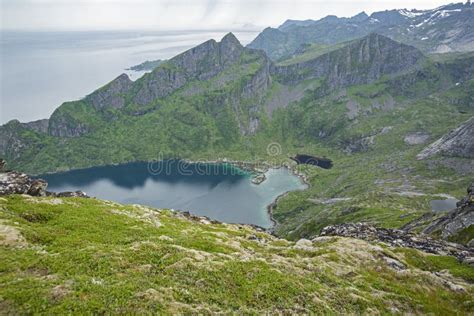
[41,161,306,228]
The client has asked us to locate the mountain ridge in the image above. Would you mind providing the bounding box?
[248,1,474,60]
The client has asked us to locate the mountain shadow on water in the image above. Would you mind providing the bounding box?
[39,160,247,190]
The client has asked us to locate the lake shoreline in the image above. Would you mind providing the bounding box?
[181,158,311,231]
[37,158,311,231]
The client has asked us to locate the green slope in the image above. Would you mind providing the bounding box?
[0,195,472,313]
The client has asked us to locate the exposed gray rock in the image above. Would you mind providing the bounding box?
[86,73,133,110]
[27,179,48,197]
[271,34,424,90]
[383,256,406,271]
[133,33,245,106]
[0,171,48,196]
[264,83,307,116]
[21,119,49,134]
[0,162,88,198]
[48,118,90,138]
[55,191,88,198]
[345,100,360,119]
[320,222,472,262]
[0,120,29,160]
[430,157,474,175]
[404,132,430,145]
[343,135,375,153]
[417,117,474,159]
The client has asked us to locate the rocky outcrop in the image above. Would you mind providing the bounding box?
[0,120,29,161]
[320,222,472,263]
[0,170,48,196]
[343,135,375,153]
[21,119,49,134]
[86,73,133,110]
[0,160,87,198]
[48,112,90,138]
[272,34,424,90]
[404,132,430,145]
[417,117,474,159]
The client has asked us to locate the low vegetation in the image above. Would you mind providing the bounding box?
[0,195,472,313]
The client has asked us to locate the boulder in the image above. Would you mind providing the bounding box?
[27,179,48,197]
[0,161,88,198]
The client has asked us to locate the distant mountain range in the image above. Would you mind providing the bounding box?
[248,1,474,60]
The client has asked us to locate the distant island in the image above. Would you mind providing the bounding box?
[127,59,165,71]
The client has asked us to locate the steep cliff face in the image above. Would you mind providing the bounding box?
[47,101,95,137]
[246,27,291,61]
[86,73,133,110]
[272,34,424,89]
[417,117,474,159]
[0,121,28,161]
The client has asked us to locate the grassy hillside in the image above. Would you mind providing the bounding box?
[0,195,472,313]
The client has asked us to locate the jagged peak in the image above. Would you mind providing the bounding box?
[359,33,422,51]
[5,119,21,126]
[115,73,132,83]
[351,11,369,20]
[319,15,339,22]
[220,32,242,48]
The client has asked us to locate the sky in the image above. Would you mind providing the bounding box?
[0,0,456,31]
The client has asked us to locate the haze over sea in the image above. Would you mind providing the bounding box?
[0,30,259,124]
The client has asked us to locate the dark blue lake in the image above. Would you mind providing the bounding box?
[41,161,306,228]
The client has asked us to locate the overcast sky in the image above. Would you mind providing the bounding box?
[1,0,455,31]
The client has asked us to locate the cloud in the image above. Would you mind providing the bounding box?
[0,0,453,31]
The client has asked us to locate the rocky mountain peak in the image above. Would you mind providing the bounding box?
[218,32,244,66]
[220,32,241,48]
[350,11,369,22]
[131,32,246,106]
